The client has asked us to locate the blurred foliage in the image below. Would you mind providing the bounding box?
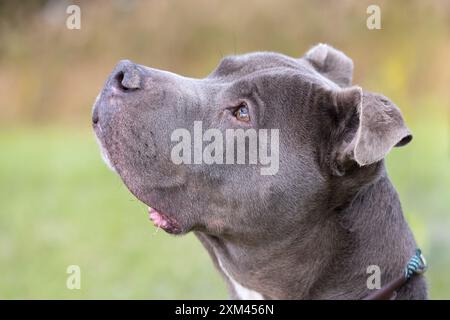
[0,0,449,299]
[0,0,449,124]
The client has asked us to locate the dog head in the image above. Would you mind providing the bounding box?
[93,44,411,241]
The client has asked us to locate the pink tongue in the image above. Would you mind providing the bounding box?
[148,207,182,234]
[148,207,169,228]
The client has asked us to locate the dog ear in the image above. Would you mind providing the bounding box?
[305,43,353,87]
[317,86,412,171]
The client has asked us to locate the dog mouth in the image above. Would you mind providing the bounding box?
[94,138,184,235]
[148,207,182,234]
[93,108,185,236]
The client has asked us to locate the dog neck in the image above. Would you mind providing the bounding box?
[195,169,418,299]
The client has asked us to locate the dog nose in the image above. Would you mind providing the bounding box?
[110,60,142,91]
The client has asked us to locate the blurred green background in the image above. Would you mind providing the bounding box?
[0,0,449,299]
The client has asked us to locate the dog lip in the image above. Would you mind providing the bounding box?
[93,123,118,173]
[148,207,182,234]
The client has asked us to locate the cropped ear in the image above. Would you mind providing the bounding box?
[305,43,354,87]
[317,86,412,170]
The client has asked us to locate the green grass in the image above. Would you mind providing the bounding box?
[0,126,226,299]
[0,111,449,299]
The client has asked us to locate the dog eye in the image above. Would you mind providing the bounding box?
[234,103,250,122]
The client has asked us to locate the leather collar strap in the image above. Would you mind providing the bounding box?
[363,249,427,300]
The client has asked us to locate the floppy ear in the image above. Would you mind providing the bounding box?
[305,43,354,87]
[317,86,412,170]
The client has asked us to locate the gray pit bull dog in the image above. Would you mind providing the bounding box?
[92,44,427,299]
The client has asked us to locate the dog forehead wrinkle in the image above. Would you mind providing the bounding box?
[210,62,339,97]
[209,52,303,78]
